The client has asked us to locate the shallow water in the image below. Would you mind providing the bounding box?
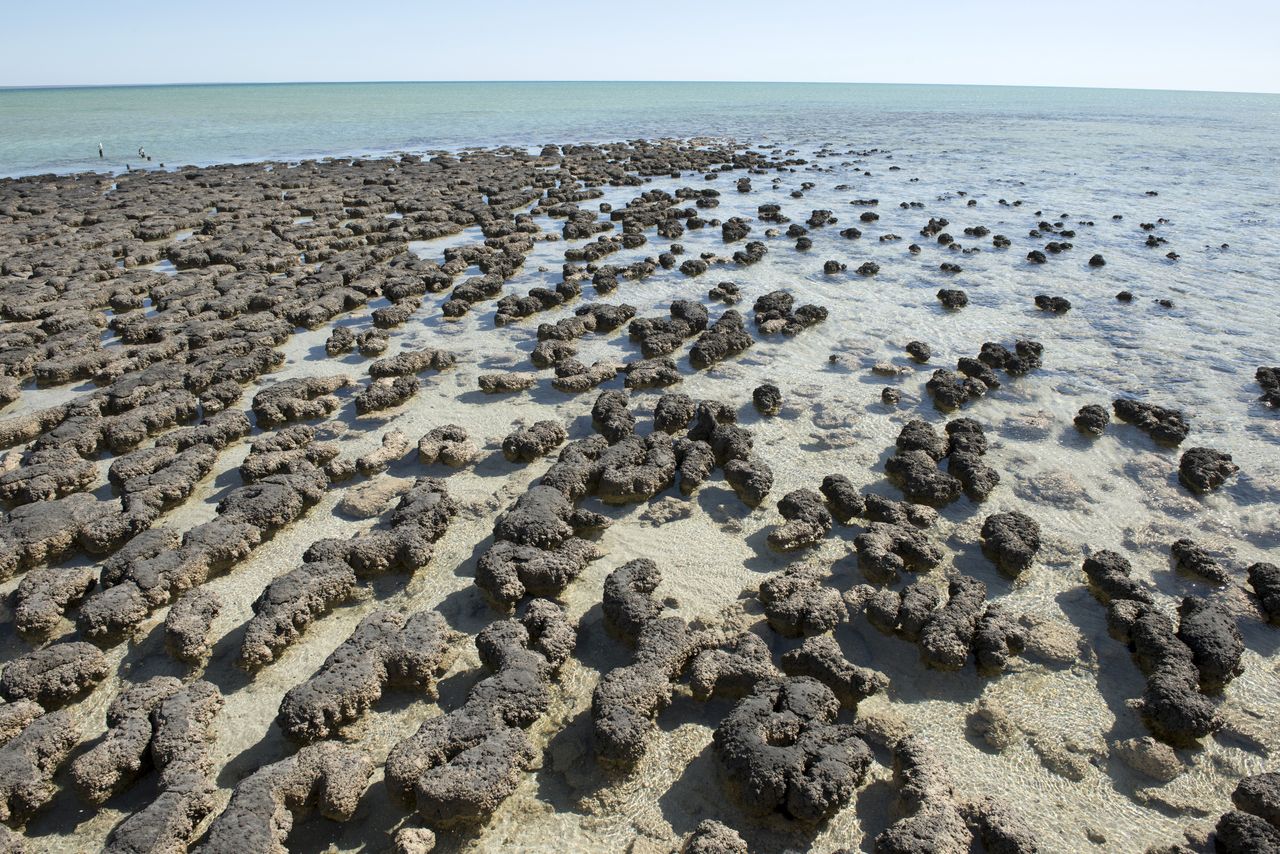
[2,85,1279,854]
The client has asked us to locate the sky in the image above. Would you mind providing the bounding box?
[2,0,1278,93]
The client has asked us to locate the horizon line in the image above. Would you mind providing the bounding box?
[1,79,1277,97]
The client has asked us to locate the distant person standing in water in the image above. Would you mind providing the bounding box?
[98,142,104,158]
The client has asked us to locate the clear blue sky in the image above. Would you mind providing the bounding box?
[3,0,1277,93]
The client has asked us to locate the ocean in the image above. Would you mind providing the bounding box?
[1,81,1278,180]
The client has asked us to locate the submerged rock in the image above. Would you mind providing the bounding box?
[979,511,1041,577]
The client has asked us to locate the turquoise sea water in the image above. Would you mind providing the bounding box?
[1,81,1279,178]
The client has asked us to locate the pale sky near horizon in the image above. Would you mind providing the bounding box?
[3,0,1277,94]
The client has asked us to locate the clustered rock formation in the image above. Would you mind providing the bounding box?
[1082,550,1241,745]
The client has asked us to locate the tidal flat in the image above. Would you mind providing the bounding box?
[0,138,1278,854]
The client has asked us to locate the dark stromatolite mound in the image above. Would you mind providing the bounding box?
[906,341,932,363]
[1171,538,1228,584]
[779,635,887,709]
[1113,398,1190,446]
[896,419,947,460]
[595,434,677,504]
[384,602,573,827]
[1248,562,1280,624]
[708,282,741,305]
[723,455,774,508]
[164,588,221,664]
[690,309,754,369]
[628,299,708,358]
[1082,549,1154,605]
[477,372,537,394]
[820,474,865,523]
[978,339,1044,376]
[552,359,623,394]
[681,819,748,854]
[1215,809,1280,854]
[237,560,358,670]
[1080,551,1223,746]
[278,609,458,742]
[592,388,636,443]
[758,564,845,637]
[864,493,937,528]
[1258,366,1280,407]
[945,417,998,501]
[752,383,782,416]
[70,677,184,803]
[0,446,97,506]
[417,424,478,467]
[324,326,353,356]
[238,425,336,483]
[689,633,781,701]
[240,476,457,668]
[865,582,943,641]
[653,392,696,434]
[886,450,962,507]
[1074,403,1110,437]
[75,678,222,851]
[864,578,1024,675]
[1233,773,1280,831]
[855,522,944,583]
[767,488,833,551]
[936,289,968,310]
[1175,597,1244,693]
[355,374,418,413]
[501,420,567,463]
[971,603,1028,674]
[926,369,986,412]
[476,485,607,609]
[530,338,577,369]
[593,615,693,766]
[0,642,108,708]
[918,576,990,671]
[624,357,682,389]
[594,563,694,765]
[713,677,872,822]
[12,564,96,637]
[674,439,713,496]
[252,375,350,427]
[1130,606,1224,746]
[369,347,456,378]
[752,290,827,335]
[979,511,1042,577]
[0,706,78,826]
[1034,294,1071,313]
[960,796,1041,854]
[601,558,663,642]
[198,741,373,853]
[1177,446,1238,494]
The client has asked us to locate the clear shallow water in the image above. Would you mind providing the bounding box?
[3,84,1280,852]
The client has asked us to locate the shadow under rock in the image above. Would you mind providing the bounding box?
[533,706,616,814]
[656,736,830,854]
[851,777,898,854]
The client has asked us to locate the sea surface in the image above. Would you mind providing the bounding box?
[4,82,1280,852]
[1,81,1279,180]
